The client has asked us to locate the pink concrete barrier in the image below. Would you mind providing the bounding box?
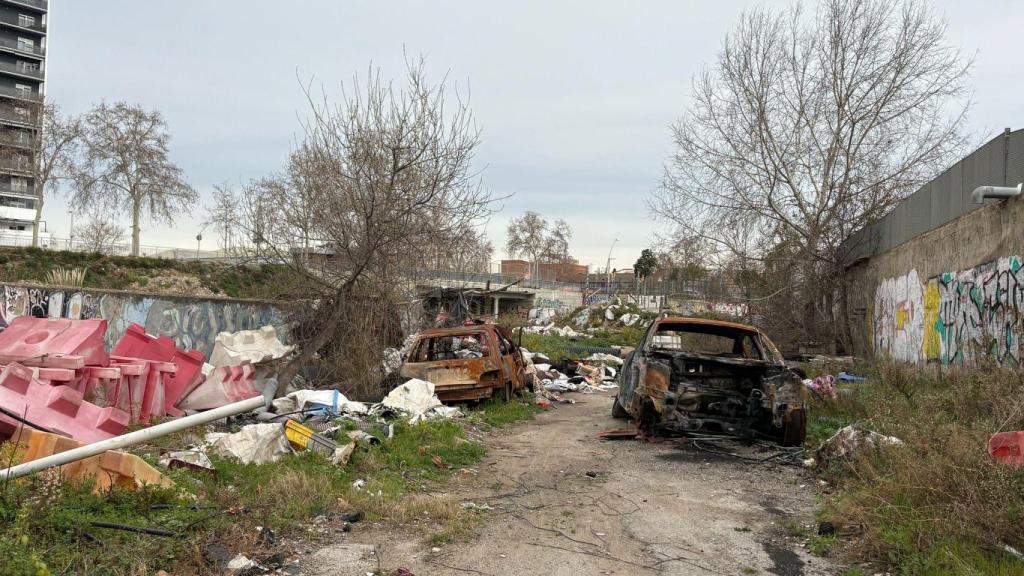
[110,323,206,412]
[177,364,260,411]
[0,317,108,368]
[111,323,176,361]
[0,363,129,443]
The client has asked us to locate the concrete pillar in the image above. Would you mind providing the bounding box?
[493,296,501,316]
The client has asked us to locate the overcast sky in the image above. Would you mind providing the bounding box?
[43,1,1024,270]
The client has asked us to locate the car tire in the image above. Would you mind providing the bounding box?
[611,395,630,419]
[780,409,806,447]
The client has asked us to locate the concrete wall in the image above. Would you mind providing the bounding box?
[844,192,1024,365]
[0,283,286,357]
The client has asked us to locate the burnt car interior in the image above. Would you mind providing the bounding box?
[410,333,493,361]
[624,320,805,445]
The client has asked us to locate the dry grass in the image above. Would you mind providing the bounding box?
[815,362,1024,573]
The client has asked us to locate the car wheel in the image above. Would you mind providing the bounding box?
[611,395,630,419]
[780,409,806,447]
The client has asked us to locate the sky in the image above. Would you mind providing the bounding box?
[41,0,1024,272]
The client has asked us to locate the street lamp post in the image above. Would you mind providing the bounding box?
[605,238,619,291]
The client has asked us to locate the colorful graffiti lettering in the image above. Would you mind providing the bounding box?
[0,284,285,357]
[873,256,1024,365]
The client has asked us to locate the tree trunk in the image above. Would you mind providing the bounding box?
[275,284,351,398]
[31,180,43,247]
[131,195,141,256]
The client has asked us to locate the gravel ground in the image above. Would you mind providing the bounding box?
[309,391,844,575]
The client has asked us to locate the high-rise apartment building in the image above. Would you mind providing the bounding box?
[0,0,45,243]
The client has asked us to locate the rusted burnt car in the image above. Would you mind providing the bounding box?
[400,324,530,402]
[613,317,807,445]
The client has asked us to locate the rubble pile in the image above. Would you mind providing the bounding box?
[0,318,294,445]
[525,297,652,336]
[519,346,619,405]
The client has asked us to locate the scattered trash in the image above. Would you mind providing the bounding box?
[818,521,836,536]
[619,313,640,326]
[584,352,624,366]
[584,470,598,478]
[158,450,216,475]
[209,423,293,465]
[227,554,257,571]
[836,372,865,382]
[988,431,1024,468]
[815,424,902,467]
[1004,544,1024,561]
[392,568,416,576]
[379,379,463,424]
[257,525,275,546]
[284,419,338,456]
[460,501,493,511]
[352,478,366,490]
[339,510,364,523]
[804,375,838,398]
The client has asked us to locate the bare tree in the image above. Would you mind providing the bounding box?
[233,58,497,395]
[76,213,126,254]
[30,104,83,247]
[204,184,241,254]
[71,102,197,255]
[505,212,574,279]
[649,0,970,348]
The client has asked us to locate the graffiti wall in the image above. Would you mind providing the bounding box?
[0,284,286,357]
[873,256,1024,365]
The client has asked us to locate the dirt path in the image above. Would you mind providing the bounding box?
[329,392,842,575]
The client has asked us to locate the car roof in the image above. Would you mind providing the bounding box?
[416,325,496,337]
[654,316,763,334]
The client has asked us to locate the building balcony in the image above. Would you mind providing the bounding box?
[0,38,44,59]
[0,13,46,35]
[0,184,33,197]
[0,204,34,222]
[0,0,47,13]
[0,84,41,102]
[0,60,43,80]
[0,132,32,149]
[0,158,33,175]
[0,104,37,126]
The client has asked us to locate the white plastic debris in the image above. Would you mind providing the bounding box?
[209,325,293,368]
[380,379,463,424]
[619,313,640,326]
[271,389,369,416]
[208,423,292,465]
[157,450,215,472]
[815,424,902,467]
[584,352,624,366]
[227,554,256,571]
[352,478,366,490]
[605,307,616,320]
[382,347,403,375]
[573,309,590,328]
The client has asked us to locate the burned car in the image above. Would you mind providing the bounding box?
[613,317,807,445]
[400,324,530,403]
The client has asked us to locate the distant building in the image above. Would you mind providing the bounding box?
[500,259,530,278]
[0,0,46,243]
[537,260,588,282]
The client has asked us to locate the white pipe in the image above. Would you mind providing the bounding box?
[0,395,267,481]
[971,183,1022,204]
